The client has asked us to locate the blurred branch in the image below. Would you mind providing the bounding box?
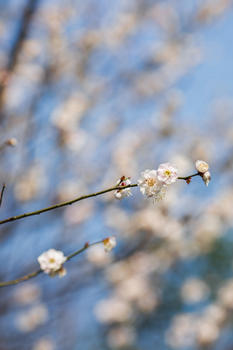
[0,0,40,116]
[0,240,102,287]
[0,173,199,226]
[0,184,6,207]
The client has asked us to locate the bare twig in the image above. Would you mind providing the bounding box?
[0,240,102,287]
[0,184,6,207]
[0,184,138,225]
[177,173,199,180]
[0,0,40,117]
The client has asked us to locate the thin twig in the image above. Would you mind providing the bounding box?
[0,240,102,287]
[177,173,199,180]
[0,174,200,226]
[0,184,138,225]
[0,184,6,207]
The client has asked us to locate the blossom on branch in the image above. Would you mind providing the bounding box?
[195,160,211,186]
[157,163,178,185]
[114,176,132,200]
[37,249,67,277]
[103,237,117,252]
[138,169,167,201]
[195,160,209,173]
[202,171,211,186]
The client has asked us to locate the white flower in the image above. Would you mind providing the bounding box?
[114,176,132,200]
[157,163,178,185]
[138,169,167,201]
[37,249,66,275]
[195,160,209,173]
[103,236,117,252]
[202,171,211,186]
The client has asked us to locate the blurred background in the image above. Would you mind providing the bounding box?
[0,0,233,349]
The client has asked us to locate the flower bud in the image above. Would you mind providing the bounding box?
[202,171,211,186]
[114,176,132,200]
[195,160,209,173]
[5,138,18,147]
[103,236,116,252]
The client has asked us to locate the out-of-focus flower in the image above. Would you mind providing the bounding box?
[204,303,226,325]
[107,326,136,349]
[13,283,41,305]
[180,277,209,304]
[5,137,18,147]
[37,249,66,276]
[33,338,55,350]
[16,304,48,332]
[14,164,47,202]
[196,319,219,346]
[165,313,197,348]
[103,237,116,252]
[202,171,211,186]
[94,297,132,323]
[195,160,209,173]
[157,162,178,184]
[87,245,112,266]
[218,279,233,309]
[114,176,132,199]
[138,169,166,200]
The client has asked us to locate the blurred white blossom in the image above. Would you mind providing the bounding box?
[33,338,55,350]
[16,304,48,332]
[94,297,132,323]
[180,277,209,304]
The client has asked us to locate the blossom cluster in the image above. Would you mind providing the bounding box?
[138,163,178,201]
[115,160,211,203]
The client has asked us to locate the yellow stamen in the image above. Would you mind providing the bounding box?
[147,178,156,186]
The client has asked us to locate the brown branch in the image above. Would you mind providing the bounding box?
[0,240,102,287]
[0,184,138,226]
[177,173,199,180]
[0,0,40,117]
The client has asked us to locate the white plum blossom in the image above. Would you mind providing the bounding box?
[37,249,66,276]
[202,171,211,186]
[195,160,209,173]
[114,176,132,200]
[157,163,178,185]
[103,237,117,252]
[138,169,167,201]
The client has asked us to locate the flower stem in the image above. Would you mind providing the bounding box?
[0,240,103,287]
[0,184,138,225]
